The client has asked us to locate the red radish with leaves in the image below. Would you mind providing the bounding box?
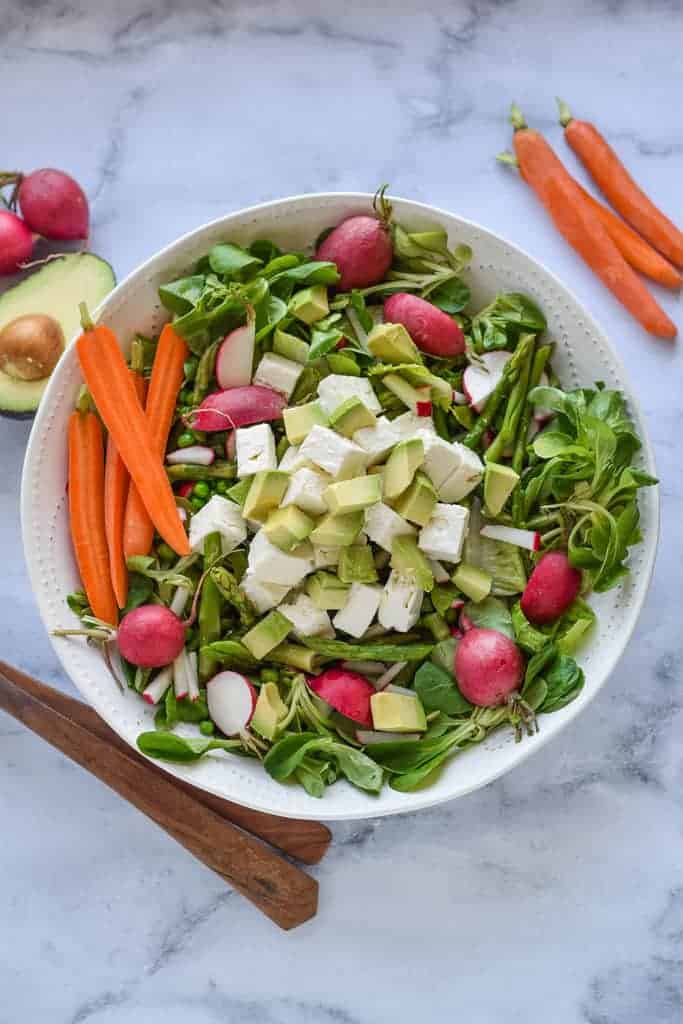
[18,168,89,240]
[0,210,34,274]
[455,627,525,706]
[192,385,286,432]
[307,667,374,727]
[206,671,257,735]
[316,216,393,291]
[117,605,186,668]
[384,293,465,357]
[521,551,581,624]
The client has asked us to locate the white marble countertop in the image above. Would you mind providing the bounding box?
[2,2,682,1021]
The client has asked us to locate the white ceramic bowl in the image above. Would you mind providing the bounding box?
[21,193,659,820]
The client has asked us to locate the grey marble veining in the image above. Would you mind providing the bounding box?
[1,2,682,1021]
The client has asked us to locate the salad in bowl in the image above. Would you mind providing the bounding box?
[53,190,657,800]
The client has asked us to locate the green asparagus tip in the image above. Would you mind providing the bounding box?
[496,150,519,168]
[556,97,573,128]
[509,103,527,131]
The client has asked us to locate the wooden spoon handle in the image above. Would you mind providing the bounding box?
[0,661,331,864]
[0,665,318,930]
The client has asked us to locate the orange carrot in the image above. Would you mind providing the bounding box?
[558,99,683,268]
[123,323,188,559]
[509,105,676,339]
[76,307,191,555]
[577,184,682,289]
[68,407,118,626]
[104,360,146,608]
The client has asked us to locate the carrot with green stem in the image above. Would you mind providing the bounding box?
[558,99,683,268]
[76,306,191,555]
[505,105,676,339]
[68,394,118,626]
[122,323,189,559]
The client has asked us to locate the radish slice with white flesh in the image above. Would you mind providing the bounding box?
[452,390,468,406]
[173,649,189,699]
[193,385,286,433]
[480,523,541,551]
[428,559,450,584]
[170,585,190,617]
[216,313,255,389]
[186,651,200,702]
[372,661,408,690]
[533,371,553,424]
[356,729,420,744]
[463,351,512,412]
[142,665,173,705]
[206,670,256,735]
[341,660,385,676]
[386,683,418,697]
[166,445,215,466]
[416,387,433,417]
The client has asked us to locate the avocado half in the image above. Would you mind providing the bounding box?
[0,253,116,419]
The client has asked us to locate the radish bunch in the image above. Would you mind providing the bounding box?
[0,167,89,274]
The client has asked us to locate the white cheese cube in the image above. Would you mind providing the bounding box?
[364,502,416,552]
[317,375,382,417]
[418,503,469,564]
[280,593,334,638]
[236,423,276,478]
[392,411,436,440]
[333,582,381,638]
[248,529,314,586]
[299,425,368,480]
[378,571,423,633]
[440,444,484,501]
[253,352,303,399]
[313,545,341,568]
[352,416,402,466]
[282,467,331,516]
[188,495,247,556]
[416,431,462,496]
[278,444,314,474]
[240,572,291,614]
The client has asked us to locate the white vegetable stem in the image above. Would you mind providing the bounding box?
[142,665,173,705]
[480,524,541,551]
[374,662,408,690]
[170,585,190,617]
[166,446,215,466]
[173,649,189,699]
[186,651,200,702]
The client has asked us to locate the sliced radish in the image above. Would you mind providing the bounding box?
[428,559,450,584]
[186,651,200,702]
[142,665,173,705]
[216,316,255,390]
[480,523,541,551]
[166,445,215,466]
[341,660,385,675]
[193,385,286,433]
[173,650,189,700]
[372,661,408,690]
[177,481,195,499]
[533,371,553,424]
[307,668,374,726]
[356,729,420,744]
[450,627,464,638]
[416,387,433,417]
[206,671,257,736]
[452,390,468,406]
[463,351,512,412]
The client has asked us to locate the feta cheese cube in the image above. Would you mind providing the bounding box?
[353,416,402,466]
[282,467,331,516]
[253,352,303,399]
[236,423,276,478]
[364,502,415,552]
[392,411,436,440]
[299,425,368,480]
[278,444,315,474]
[240,572,291,614]
[416,431,462,496]
[280,593,334,638]
[440,444,484,501]
[333,582,381,638]
[378,571,423,633]
[189,495,247,555]
[418,503,469,564]
[317,375,382,417]
[248,529,314,586]
[313,545,341,568]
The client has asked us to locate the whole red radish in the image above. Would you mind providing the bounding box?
[117,605,185,668]
[521,551,581,625]
[18,168,89,240]
[307,667,374,726]
[192,385,287,432]
[316,215,393,291]
[383,293,465,357]
[0,210,34,274]
[454,627,524,706]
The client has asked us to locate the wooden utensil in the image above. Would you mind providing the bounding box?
[0,660,324,930]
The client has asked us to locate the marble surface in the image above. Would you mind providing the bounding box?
[2,1,682,1020]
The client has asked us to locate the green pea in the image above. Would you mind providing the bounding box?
[260,667,280,684]
[177,431,196,449]
[199,720,215,736]
[193,481,210,499]
[191,496,205,511]
[157,542,175,562]
[180,388,194,404]
[216,480,229,494]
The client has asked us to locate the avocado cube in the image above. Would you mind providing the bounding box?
[306,571,351,610]
[243,470,290,522]
[288,285,329,325]
[242,610,292,660]
[273,328,310,364]
[391,535,434,592]
[250,682,287,740]
[283,400,329,445]
[370,691,427,733]
[452,562,492,603]
[263,505,315,552]
[367,322,422,364]
[328,396,377,439]
[484,462,520,516]
[338,545,378,584]
[392,470,437,526]
[323,474,382,515]
[383,438,424,501]
[326,352,361,376]
[226,477,252,507]
[310,510,364,547]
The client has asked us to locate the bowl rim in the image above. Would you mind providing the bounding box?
[21,191,660,820]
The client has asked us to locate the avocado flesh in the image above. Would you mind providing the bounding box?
[0,253,115,418]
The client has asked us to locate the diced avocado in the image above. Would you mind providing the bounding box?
[263,505,315,551]
[391,535,434,592]
[453,405,474,429]
[283,400,328,444]
[250,682,287,740]
[328,396,376,438]
[370,691,427,733]
[484,463,520,516]
[326,352,360,376]
[392,470,437,526]
[421,612,450,641]
[273,328,310,364]
[367,322,422,364]
[0,253,115,419]
[338,545,378,584]
[310,510,364,547]
[382,373,425,413]
[242,610,292,659]
[323,474,382,514]
[288,286,329,325]
[306,571,351,610]
[243,470,290,521]
[452,563,492,603]
[383,438,424,501]
[226,477,252,507]
[269,643,321,673]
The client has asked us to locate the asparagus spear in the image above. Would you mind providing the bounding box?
[461,334,533,450]
[485,334,535,463]
[210,566,256,628]
[511,344,552,524]
[198,532,223,681]
[166,461,236,481]
[192,340,219,406]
